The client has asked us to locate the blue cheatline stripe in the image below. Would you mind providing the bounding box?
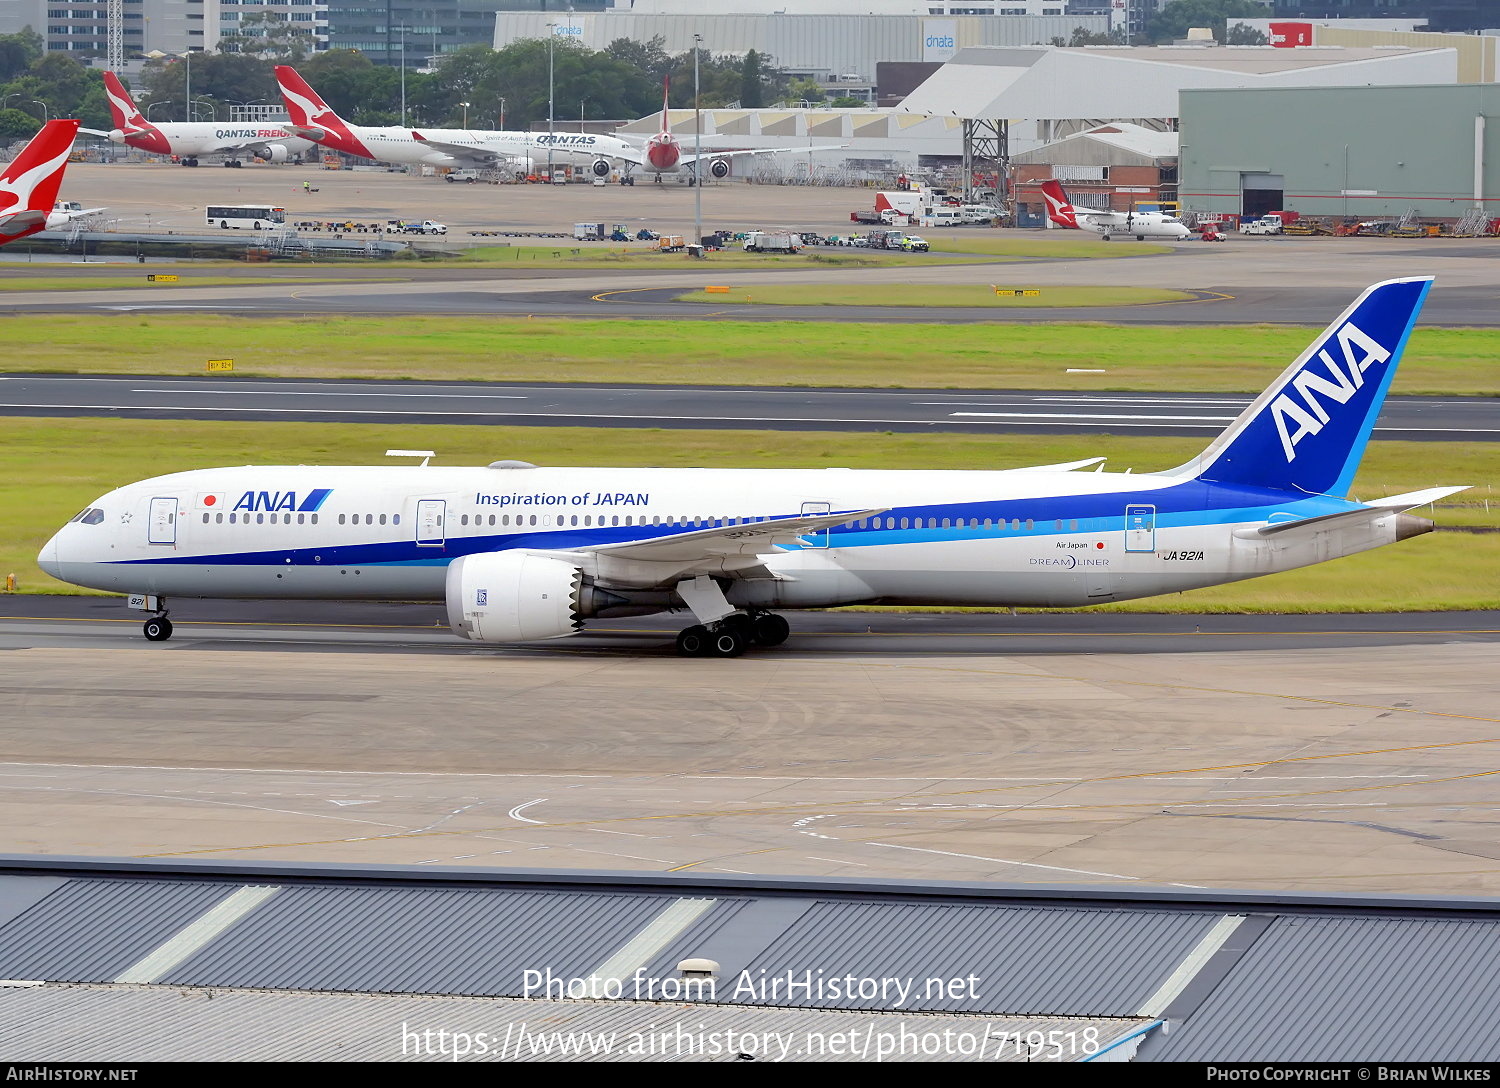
[110,479,1360,568]
[297,488,333,512]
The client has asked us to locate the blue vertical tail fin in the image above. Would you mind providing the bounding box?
[1164,277,1433,497]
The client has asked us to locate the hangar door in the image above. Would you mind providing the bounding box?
[1241,173,1284,220]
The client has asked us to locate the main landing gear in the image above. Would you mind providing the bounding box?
[674,611,790,658]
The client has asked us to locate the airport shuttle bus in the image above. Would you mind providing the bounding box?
[205,205,286,230]
[38,279,1467,658]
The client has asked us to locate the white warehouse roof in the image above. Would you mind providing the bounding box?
[1012,123,1179,167]
[899,45,1460,120]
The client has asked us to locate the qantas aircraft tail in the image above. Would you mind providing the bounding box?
[102,72,149,132]
[0,119,80,244]
[1040,179,1079,228]
[660,75,671,134]
[275,66,369,157]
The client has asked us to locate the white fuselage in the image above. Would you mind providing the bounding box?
[335,126,638,170]
[39,464,1406,613]
[1075,211,1192,240]
[111,122,317,160]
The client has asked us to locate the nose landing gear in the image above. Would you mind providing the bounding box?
[143,613,173,641]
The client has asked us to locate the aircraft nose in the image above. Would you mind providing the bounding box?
[37,531,62,579]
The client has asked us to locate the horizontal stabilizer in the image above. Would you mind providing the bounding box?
[1362,485,1471,511]
[1022,456,1106,473]
[1239,486,1467,539]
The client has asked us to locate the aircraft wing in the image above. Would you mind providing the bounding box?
[547,507,888,588]
[587,507,888,564]
[410,132,516,165]
[1076,211,1125,227]
[681,144,846,166]
[56,206,106,220]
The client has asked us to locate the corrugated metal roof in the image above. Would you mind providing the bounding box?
[899,44,1458,120]
[0,879,235,984]
[159,885,726,996]
[1147,916,1500,1062]
[724,901,1223,1016]
[0,983,1153,1062]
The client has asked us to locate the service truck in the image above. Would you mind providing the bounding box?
[743,231,802,253]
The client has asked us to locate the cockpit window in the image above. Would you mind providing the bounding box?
[78,508,105,525]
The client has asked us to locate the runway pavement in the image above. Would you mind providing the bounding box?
[4,372,1494,440]
[4,596,1500,892]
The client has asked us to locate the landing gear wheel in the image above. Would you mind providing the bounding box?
[143,616,173,642]
[751,613,790,647]
[705,626,746,658]
[676,624,710,657]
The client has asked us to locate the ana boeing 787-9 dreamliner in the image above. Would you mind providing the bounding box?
[39,278,1463,657]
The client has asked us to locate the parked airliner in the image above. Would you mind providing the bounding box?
[0,120,88,246]
[39,278,1463,657]
[1041,179,1192,241]
[276,66,842,182]
[94,72,316,167]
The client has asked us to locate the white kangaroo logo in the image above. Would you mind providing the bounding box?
[281,84,332,126]
[0,143,70,217]
[105,83,147,130]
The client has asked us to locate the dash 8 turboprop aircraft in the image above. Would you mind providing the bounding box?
[40,278,1464,657]
[1041,178,1192,241]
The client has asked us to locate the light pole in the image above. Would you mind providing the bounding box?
[546,23,556,181]
[399,23,408,126]
[183,50,191,122]
[693,33,703,250]
[146,101,171,122]
[459,100,469,128]
[32,98,49,124]
[498,97,505,129]
[579,97,586,132]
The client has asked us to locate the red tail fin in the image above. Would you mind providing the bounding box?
[275,65,370,158]
[661,75,671,134]
[0,119,80,244]
[102,72,147,131]
[1041,179,1079,228]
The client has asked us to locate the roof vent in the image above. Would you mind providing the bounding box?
[487,460,538,470]
[677,957,719,980]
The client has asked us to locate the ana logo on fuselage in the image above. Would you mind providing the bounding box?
[233,488,332,513]
[1269,322,1391,461]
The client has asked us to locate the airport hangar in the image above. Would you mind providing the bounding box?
[895,44,1458,202]
[1179,83,1500,221]
[2,856,1500,1061]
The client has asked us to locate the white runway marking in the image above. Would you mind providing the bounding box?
[132,388,528,400]
[508,798,548,824]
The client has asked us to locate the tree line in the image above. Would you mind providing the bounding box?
[0,29,812,140]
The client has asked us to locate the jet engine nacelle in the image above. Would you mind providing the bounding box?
[445,550,584,643]
[253,144,291,163]
[591,158,612,178]
[709,158,730,179]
